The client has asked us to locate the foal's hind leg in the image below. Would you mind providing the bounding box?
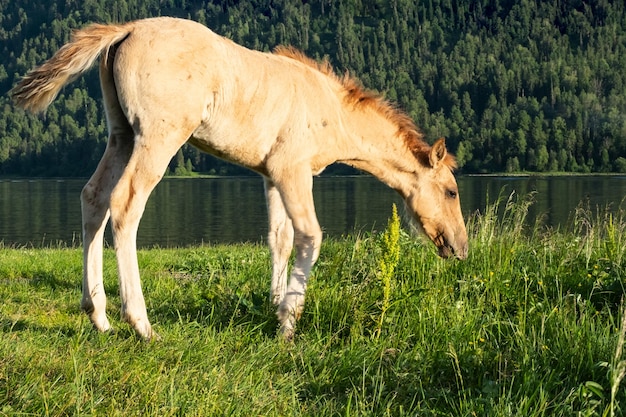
[81,131,134,332]
[109,132,189,340]
[264,178,294,305]
[81,51,136,333]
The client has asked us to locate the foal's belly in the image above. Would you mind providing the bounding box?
[187,133,269,176]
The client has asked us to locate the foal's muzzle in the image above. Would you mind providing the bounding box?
[436,231,468,260]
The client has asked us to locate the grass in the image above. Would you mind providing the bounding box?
[0,194,625,416]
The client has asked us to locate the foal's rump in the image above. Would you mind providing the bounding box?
[12,18,219,124]
[110,19,216,123]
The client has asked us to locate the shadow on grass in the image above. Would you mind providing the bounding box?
[0,314,80,337]
[26,269,81,291]
[150,286,280,337]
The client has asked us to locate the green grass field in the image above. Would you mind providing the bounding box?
[1,195,624,416]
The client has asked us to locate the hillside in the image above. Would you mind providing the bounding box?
[2,0,626,176]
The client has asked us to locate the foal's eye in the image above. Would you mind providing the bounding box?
[446,189,457,199]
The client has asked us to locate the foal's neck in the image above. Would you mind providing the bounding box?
[337,105,425,195]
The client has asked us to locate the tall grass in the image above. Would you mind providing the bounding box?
[0,194,624,416]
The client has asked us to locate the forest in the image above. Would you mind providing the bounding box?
[1,0,626,176]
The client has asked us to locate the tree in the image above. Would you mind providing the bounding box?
[3,0,626,176]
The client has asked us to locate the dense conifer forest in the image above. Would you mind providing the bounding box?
[2,0,626,176]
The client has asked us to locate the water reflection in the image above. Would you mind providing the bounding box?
[0,176,624,247]
[0,179,83,246]
[458,176,626,229]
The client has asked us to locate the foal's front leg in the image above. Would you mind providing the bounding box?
[271,173,322,341]
[264,178,294,306]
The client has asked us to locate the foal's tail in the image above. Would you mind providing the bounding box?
[10,23,131,114]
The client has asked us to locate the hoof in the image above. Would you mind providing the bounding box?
[279,324,295,342]
[89,314,112,333]
[277,304,296,342]
[125,316,157,342]
[141,330,162,342]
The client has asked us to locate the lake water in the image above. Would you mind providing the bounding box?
[0,175,624,247]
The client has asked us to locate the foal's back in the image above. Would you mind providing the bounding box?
[110,17,344,175]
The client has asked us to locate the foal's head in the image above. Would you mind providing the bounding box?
[405,138,468,259]
[279,48,469,259]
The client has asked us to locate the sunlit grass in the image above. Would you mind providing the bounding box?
[0,195,624,416]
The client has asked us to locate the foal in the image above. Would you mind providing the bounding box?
[12,17,468,340]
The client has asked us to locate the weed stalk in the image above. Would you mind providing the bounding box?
[376,204,400,338]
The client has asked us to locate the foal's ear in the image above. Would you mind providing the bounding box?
[429,138,447,168]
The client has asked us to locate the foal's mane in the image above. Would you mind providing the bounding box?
[273,46,456,169]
